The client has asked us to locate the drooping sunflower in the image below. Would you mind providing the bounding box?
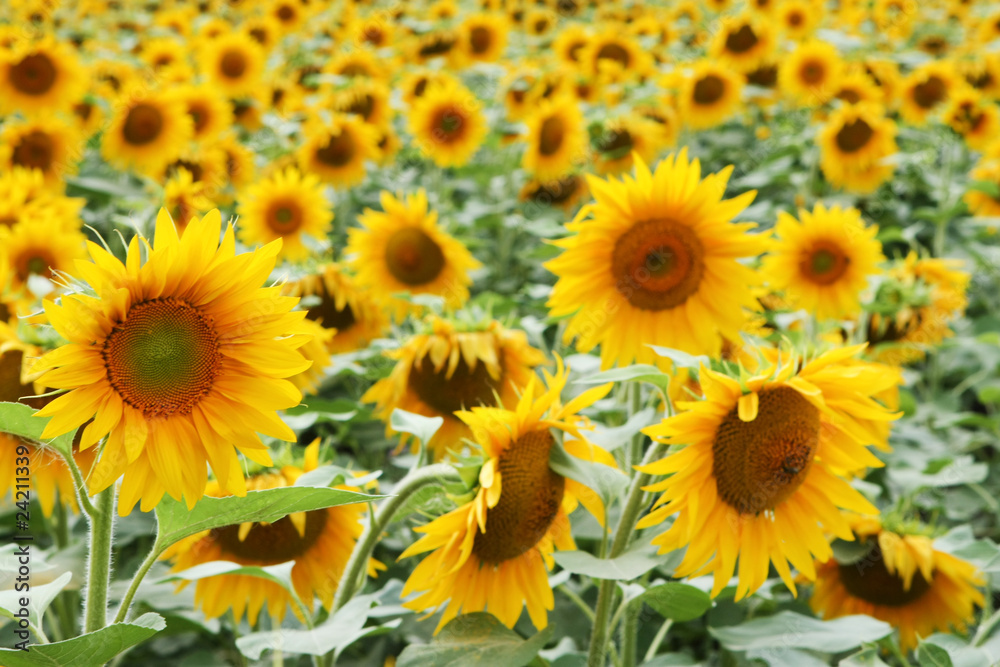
[458,13,509,63]
[199,32,266,98]
[400,359,614,630]
[347,190,481,322]
[363,316,546,460]
[810,515,984,651]
[817,102,898,193]
[32,209,311,515]
[943,87,1000,151]
[176,83,234,142]
[237,166,333,262]
[778,40,844,106]
[546,151,768,368]
[709,14,776,74]
[900,61,959,125]
[296,115,379,189]
[101,85,194,177]
[0,114,83,189]
[3,214,87,299]
[521,97,588,182]
[408,82,488,168]
[637,344,899,600]
[162,440,382,625]
[677,60,745,130]
[281,263,388,354]
[0,36,86,115]
[761,204,884,321]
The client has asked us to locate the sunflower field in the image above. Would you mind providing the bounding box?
[4,0,1000,666]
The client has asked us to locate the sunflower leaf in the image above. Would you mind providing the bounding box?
[572,365,671,392]
[646,345,711,370]
[0,612,165,667]
[548,439,629,509]
[636,582,712,621]
[916,641,954,667]
[0,401,77,457]
[396,612,553,667]
[0,571,72,629]
[156,560,296,594]
[708,611,893,653]
[390,409,444,449]
[552,539,663,580]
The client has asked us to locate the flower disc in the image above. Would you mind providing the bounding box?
[837,541,933,607]
[407,354,501,414]
[385,227,446,286]
[611,219,705,311]
[212,511,328,565]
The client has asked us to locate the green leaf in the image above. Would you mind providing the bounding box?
[157,560,296,595]
[155,486,382,549]
[396,612,552,667]
[573,364,670,392]
[0,402,76,457]
[294,465,381,489]
[588,408,658,452]
[0,572,72,628]
[916,641,954,667]
[708,611,892,653]
[841,647,891,667]
[0,612,165,667]
[968,180,1000,199]
[919,633,997,667]
[637,583,711,622]
[831,538,873,565]
[390,409,444,447]
[552,540,664,581]
[646,346,710,370]
[746,647,829,667]
[548,438,629,510]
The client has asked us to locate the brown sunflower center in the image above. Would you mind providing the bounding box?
[470,26,492,54]
[122,103,164,146]
[596,43,630,68]
[220,49,248,79]
[837,540,934,606]
[837,88,862,104]
[472,429,565,565]
[103,298,221,417]
[725,24,759,54]
[384,226,445,286]
[276,4,295,21]
[538,116,566,156]
[611,219,705,311]
[913,75,946,109]
[305,286,355,331]
[598,128,633,155]
[266,200,303,234]
[693,74,725,105]
[407,352,502,415]
[787,10,804,26]
[73,101,94,121]
[712,386,821,515]
[316,131,356,168]
[801,241,850,285]
[0,349,29,403]
[748,64,778,88]
[431,105,467,144]
[212,510,328,565]
[12,131,53,171]
[10,53,56,96]
[867,311,923,345]
[800,59,826,85]
[188,102,210,133]
[835,118,874,153]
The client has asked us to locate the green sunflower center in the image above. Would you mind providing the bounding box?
[837,539,934,606]
[103,298,221,417]
[266,200,303,234]
[12,131,54,171]
[802,241,850,285]
[693,74,725,105]
[538,115,566,156]
[835,118,874,153]
[212,510,328,565]
[407,350,502,415]
[472,429,565,565]
[14,249,53,281]
[123,103,164,146]
[611,219,705,311]
[384,227,446,286]
[712,386,821,515]
[10,53,56,96]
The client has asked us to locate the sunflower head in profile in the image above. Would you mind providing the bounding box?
[761,204,884,321]
[32,209,311,515]
[297,114,379,189]
[212,133,257,195]
[521,96,588,182]
[347,189,481,322]
[817,102,898,193]
[164,168,214,234]
[281,262,388,355]
[546,150,768,368]
[199,32,266,98]
[960,54,1000,100]
[943,88,1000,151]
[458,12,509,64]
[637,344,900,600]
[101,85,194,177]
[900,61,959,125]
[237,166,333,262]
[2,212,87,299]
[860,58,903,108]
[363,316,546,460]
[677,60,745,130]
[778,40,844,106]
[408,81,488,168]
[810,515,984,651]
[324,49,389,82]
[709,14,775,74]
[400,358,614,631]
[162,440,382,626]
[0,36,86,115]
[0,114,83,189]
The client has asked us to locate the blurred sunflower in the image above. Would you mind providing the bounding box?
[287,319,332,395]
[778,40,844,106]
[400,70,460,108]
[0,114,83,189]
[580,31,651,81]
[546,151,768,367]
[297,115,379,188]
[3,214,86,299]
[638,345,898,600]
[521,97,587,182]
[213,133,257,193]
[861,59,902,108]
[552,25,591,68]
[408,82,487,168]
[832,68,882,106]
[458,13,509,63]
[328,79,393,127]
[71,96,105,137]
[520,174,591,214]
[709,14,775,74]
[591,114,666,175]
[363,316,546,459]
[325,49,388,81]
[33,210,310,515]
[400,359,613,630]
[347,189,481,322]
[900,61,958,125]
[176,83,234,142]
[162,440,381,625]
[943,88,1000,151]
[101,86,194,177]
[237,166,333,261]
[200,32,266,98]
[164,168,214,234]
[778,0,820,40]
[818,102,897,193]
[678,60,745,130]
[810,515,984,651]
[761,204,884,321]
[0,36,86,115]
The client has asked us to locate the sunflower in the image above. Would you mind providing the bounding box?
[327,79,393,128]
[237,166,333,262]
[778,0,820,39]
[900,61,959,125]
[101,85,194,177]
[212,133,257,194]
[709,14,776,74]
[72,95,105,137]
[637,344,899,600]
[3,214,87,299]
[348,15,396,50]
[200,32,266,98]
[961,54,1000,100]
[832,67,883,106]
[579,31,652,81]
[164,168,214,234]
[363,316,547,459]
[400,70,460,108]
[262,74,306,118]
[241,15,282,52]
[286,318,333,395]
[162,440,381,626]
[347,189,481,322]
[140,36,186,74]
[458,13,509,63]
[324,49,388,82]
[818,102,898,193]
[591,114,667,176]
[810,515,984,651]
[861,58,902,108]
[552,25,591,68]
[778,40,844,106]
[521,97,587,182]
[0,36,86,115]
[0,114,83,189]
[546,151,768,368]
[297,115,378,189]
[161,147,229,195]
[176,83,233,142]
[32,209,311,515]
[761,204,884,321]
[400,358,614,630]
[678,60,745,130]
[520,174,591,214]
[268,0,308,33]
[408,82,488,168]
[943,88,1000,151]
[281,263,388,355]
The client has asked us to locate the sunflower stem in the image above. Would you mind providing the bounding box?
[626,382,643,471]
[84,487,116,633]
[557,584,595,622]
[974,605,1000,646]
[881,637,913,667]
[60,446,99,519]
[112,539,164,625]
[586,442,667,667]
[643,619,673,663]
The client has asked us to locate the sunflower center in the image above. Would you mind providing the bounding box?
[345,93,375,120]
[693,75,725,104]
[837,540,934,606]
[14,249,53,280]
[800,60,826,85]
[725,24,759,53]
[316,132,355,167]
[384,227,445,286]
[0,349,29,403]
[802,242,850,285]
[266,200,303,234]
[305,286,356,331]
[838,88,862,104]
[470,26,492,54]
[611,219,705,311]
[73,101,94,121]
[103,298,221,417]
[432,105,467,144]
[748,64,778,87]
[276,4,295,21]
[835,118,874,153]
[122,103,164,145]
[788,10,804,26]
[913,75,946,108]
[189,103,209,132]
[12,131,53,171]
[712,386,821,515]
[472,430,565,565]
[10,53,56,96]
[596,43,630,68]
[538,116,566,156]
[407,351,501,415]
[220,49,248,79]
[212,510,328,565]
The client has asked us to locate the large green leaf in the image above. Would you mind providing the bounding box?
[0,612,165,667]
[646,346,710,370]
[157,560,296,593]
[573,364,670,392]
[396,612,552,667]
[548,438,629,510]
[0,572,72,629]
[636,583,712,622]
[841,647,891,667]
[708,611,892,653]
[391,409,444,447]
[552,540,664,581]
[0,402,76,457]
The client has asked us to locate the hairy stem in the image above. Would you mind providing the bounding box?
[84,487,115,633]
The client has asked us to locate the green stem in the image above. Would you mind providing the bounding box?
[112,540,163,625]
[557,584,595,622]
[621,603,641,667]
[50,501,77,639]
[84,487,115,633]
[587,442,667,667]
[60,448,98,518]
[643,619,673,663]
[974,605,1000,646]
[626,383,643,471]
[882,637,913,667]
[333,463,462,612]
